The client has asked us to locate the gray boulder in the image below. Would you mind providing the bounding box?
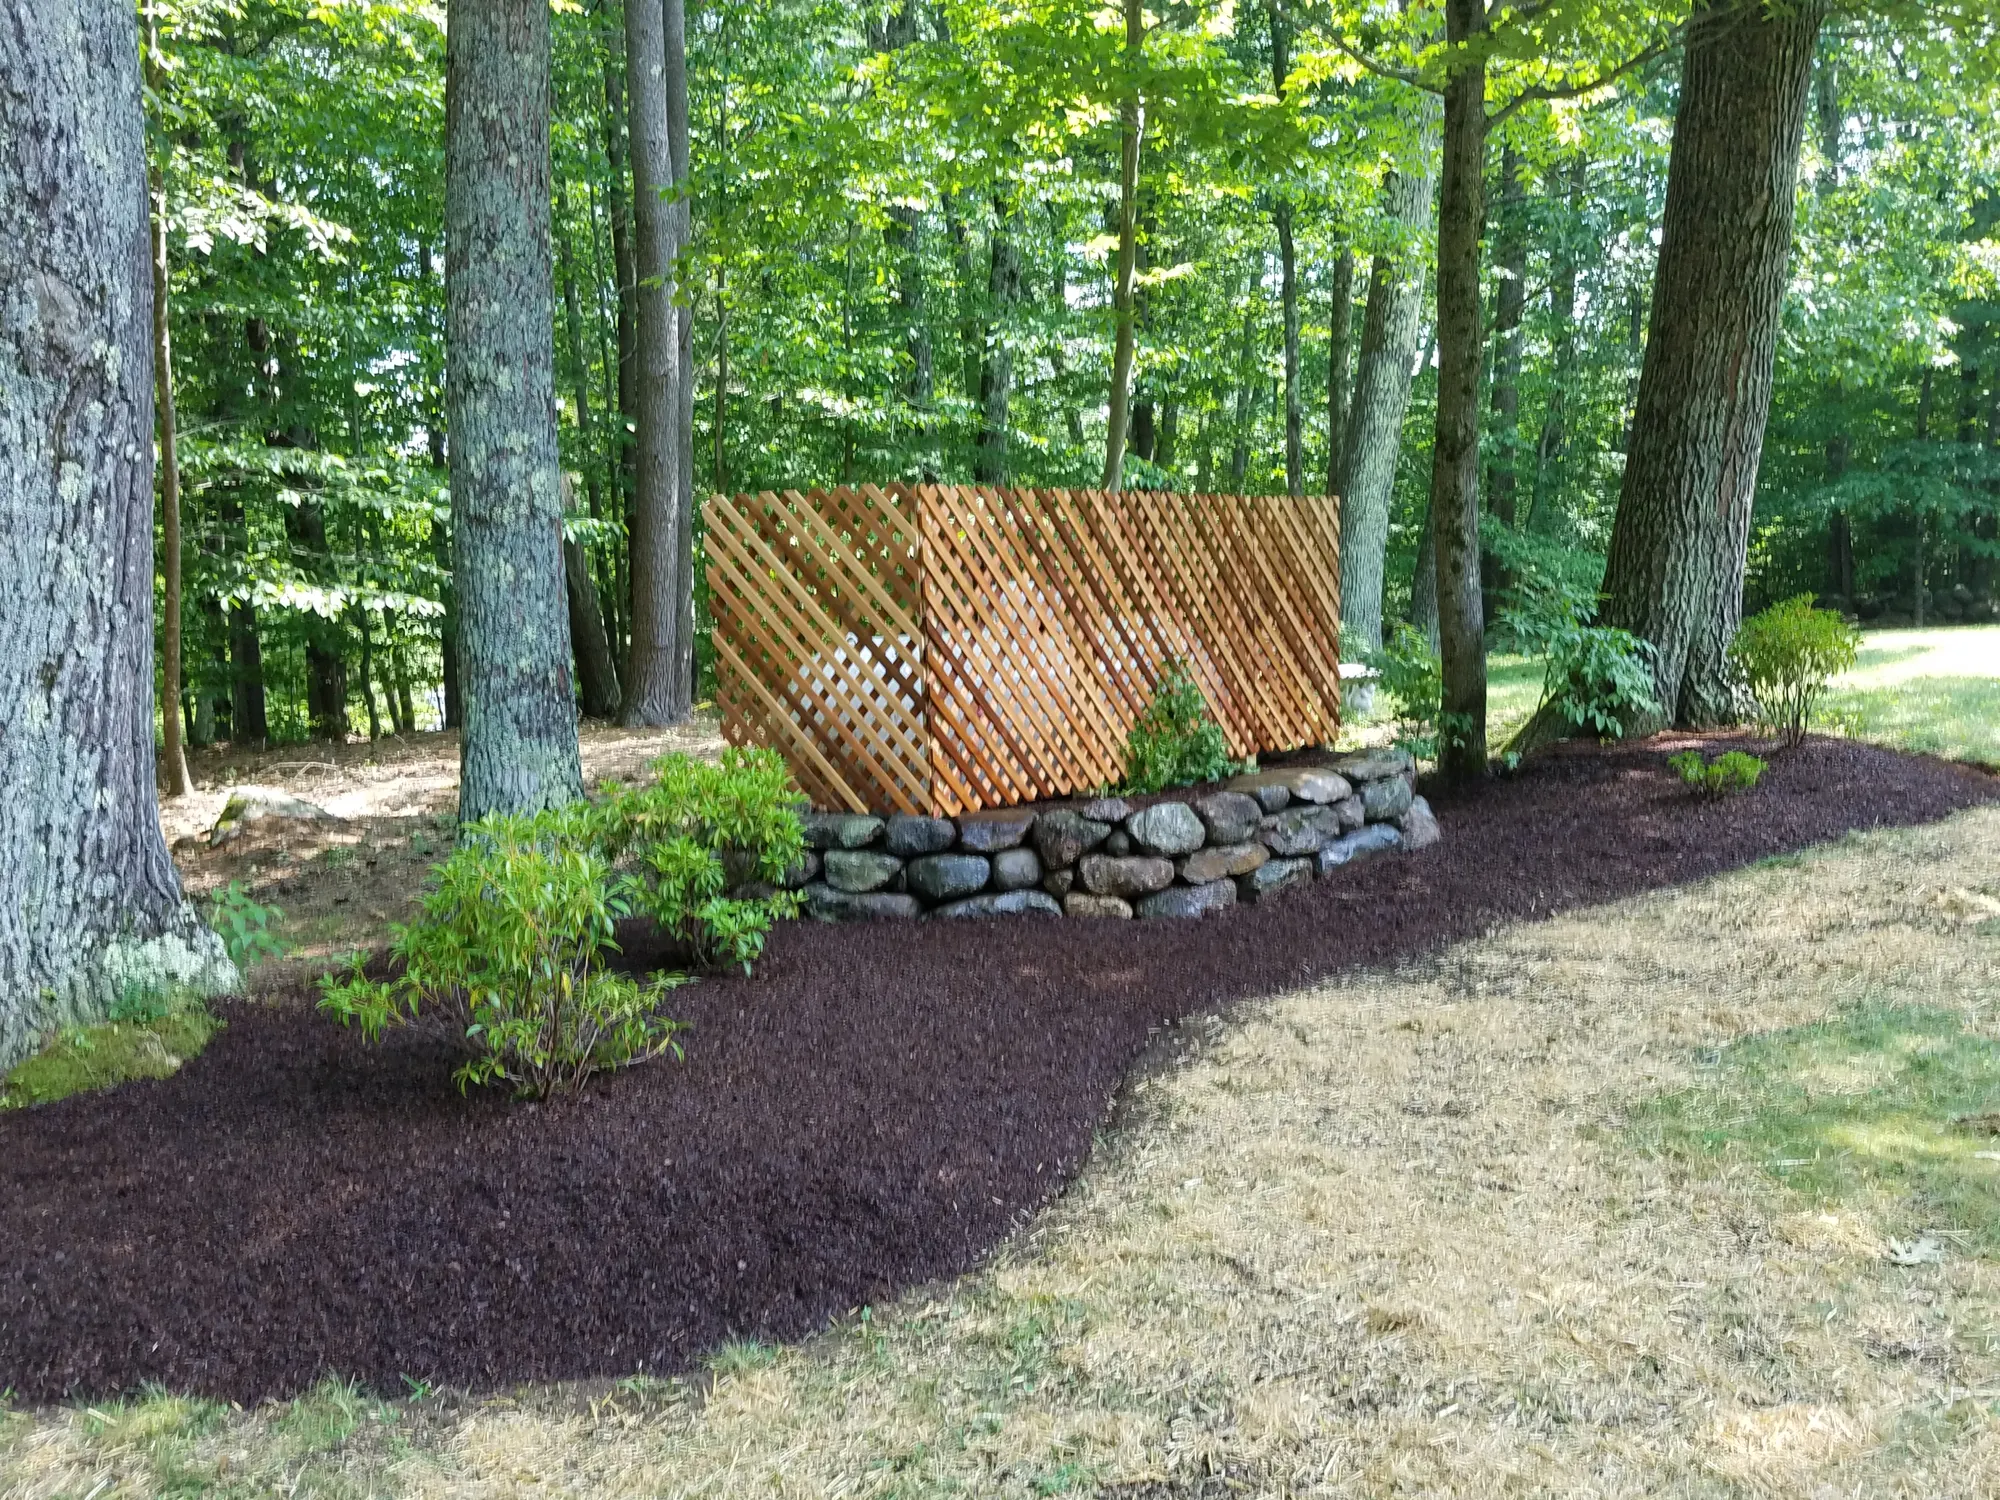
[823,849,904,893]
[1078,853,1175,898]
[209,786,341,845]
[1033,808,1111,868]
[1239,857,1314,904]
[1398,795,1441,851]
[1043,868,1075,898]
[801,812,885,851]
[803,883,922,921]
[1102,828,1134,856]
[906,852,992,902]
[1081,796,1133,824]
[723,848,819,891]
[1125,800,1205,857]
[1332,747,1414,784]
[991,847,1043,891]
[1315,823,1404,874]
[1259,805,1335,857]
[1137,879,1237,919]
[1361,775,1414,823]
[933,890,1063,919]
[1191,790,1262,845]
[1064,893,1133,919]
[1274,767,1352,804]
[956,808,1037,852]
[1223,772,1293,813]
[1178,841,1269,884]
[1329,795,1365,834]
[883,815,956,856]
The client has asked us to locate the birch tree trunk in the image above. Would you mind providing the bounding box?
[618,0,689,725]
[1429,0,1489,785]
[446,0,583,818]
[0,0,234,1065]
[1599,0,1827,727]
[1336,96,1441,654]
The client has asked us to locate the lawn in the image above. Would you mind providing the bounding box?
[1825,623,2000,767]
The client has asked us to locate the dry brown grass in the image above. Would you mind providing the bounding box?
[6,807,1999,1499]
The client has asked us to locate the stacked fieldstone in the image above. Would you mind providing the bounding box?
[772,749,1440,922]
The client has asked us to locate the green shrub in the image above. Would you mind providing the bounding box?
[1122,656,1241,794]
[603,748,806,973]
[1667,749,1767,796]
[1729,595,1860,747]
[319,812,687,1099]
[1368,624,1454,760]
[1501,577,1659,742]
[208,880,287,968]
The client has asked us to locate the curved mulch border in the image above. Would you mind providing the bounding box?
[2,737,1991,1403]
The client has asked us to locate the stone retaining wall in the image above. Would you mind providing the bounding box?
[754,750,1439,921]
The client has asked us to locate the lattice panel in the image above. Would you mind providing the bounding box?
[705,485,1342,816]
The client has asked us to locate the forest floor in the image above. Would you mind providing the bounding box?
[5,767,1997,1497]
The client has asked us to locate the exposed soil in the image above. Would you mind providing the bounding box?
[3,736,1991,1404]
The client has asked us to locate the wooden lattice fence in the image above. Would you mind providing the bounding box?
[704,484,1343,816]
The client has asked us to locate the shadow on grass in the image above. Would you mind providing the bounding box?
[1629,1001,2000,1255]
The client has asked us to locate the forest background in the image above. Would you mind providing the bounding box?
[145,0,2000,755]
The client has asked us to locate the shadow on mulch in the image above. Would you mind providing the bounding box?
[2,737,1991,1404]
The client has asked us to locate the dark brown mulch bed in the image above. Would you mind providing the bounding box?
[2,737,1991,1404]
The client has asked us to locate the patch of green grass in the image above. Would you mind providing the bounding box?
[1485,652,1547,747]
[273,1375,373,1458]
[1630,1004,2000,1254]
[1,1003,221,1110]
[1824,675,2000,767]
[709,1339,780,1377]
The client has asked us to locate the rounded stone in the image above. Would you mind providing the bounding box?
[1136,879,1237,919]
[883,815,956,856]
[956,809,1037,853]
[1258,805,1335,857]
[991,847,1042,891]
[1178,841,1269,884]
[905,853,992,902]
[1315,823,1404,874]
[1033,809,1111,869]
[803,884,922,921]
[1078,853,1175,899]
[1361,775,1414,823]
[1223,773,1292,813]
[1080,796,1133,824]
[1331,747,1415,784]
[1397,795,1441,850]
[1239,857,1313,903]
[1124,800,1205,857]
[932,890,1063,919]
[1064,893,1133,919]
[823,849,904,894]
[1191,790,1261,846]
[801,812,886,851]
[1043,868,1076,898]
[1103,828,1134,857]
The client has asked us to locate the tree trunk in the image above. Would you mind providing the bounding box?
[1337,96,1442,654]
[357,607,382,740]
[1409,495,1438,651]
[1268,2,1302,497]
[602,52,639,529]
[565,538,622,719]
[664,0,697,707]
[618,0,689,725]
[0,0,234,1064]
[1599,0,1827,728]
[143,5,190,798]
[974,200,1020,484]
[1325,244,1355,499]
[1527,159,1583,532]
[446,0,583,818]
[1101,0,1145,491]
[1230,300,1257,489]
[1430,0,1488,785]
[1486,145,1526,530]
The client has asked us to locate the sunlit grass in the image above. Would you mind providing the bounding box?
[1823,624,2000,767]
[1630,1002,2000,1255]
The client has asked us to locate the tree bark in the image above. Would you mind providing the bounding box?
[445,0,583,818]
[1429,0,1488,785]
[1325,244,1355,499]
[618,0,689,724]
[974,201,1020,484]
[565,538,622,718]
[1229,300,1257,489]
[1486,144,1526,529]
[1528,159,1583,533]
[1101,0,1145,491]
[1336,95,1441,654]
[664,0,696,707]
[601,51,639,529]
[1599,0,1828,727]
[0,0,234,1063]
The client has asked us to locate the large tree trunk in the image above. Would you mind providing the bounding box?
[664,0,696,707]
[565,538,622,719]
[1599,0,1827,727]
[974,201,1020,484]
[0,0,234,1065]
[1324,244,1355,499]
[1101,0,1144,491]
[1429,0,1489,785]
[618,0,689,725]
[1485,145,1526,530]
[446,0,583,818]
[1527,159,1583,533]
[1336,96,1441,654]
[601,52,639,526]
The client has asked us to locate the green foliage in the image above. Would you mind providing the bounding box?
[1730,595,1862,747]
[1,994,222,1111]
[1502,576,1659,742]
[1367,624,1446,760]
[1122,657,1240,794]
[319,815,687,1099]
[602,749,806,974]
[208,880,288,969]
[1667,749,1767,797]
[1630,1004,2000,1256]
